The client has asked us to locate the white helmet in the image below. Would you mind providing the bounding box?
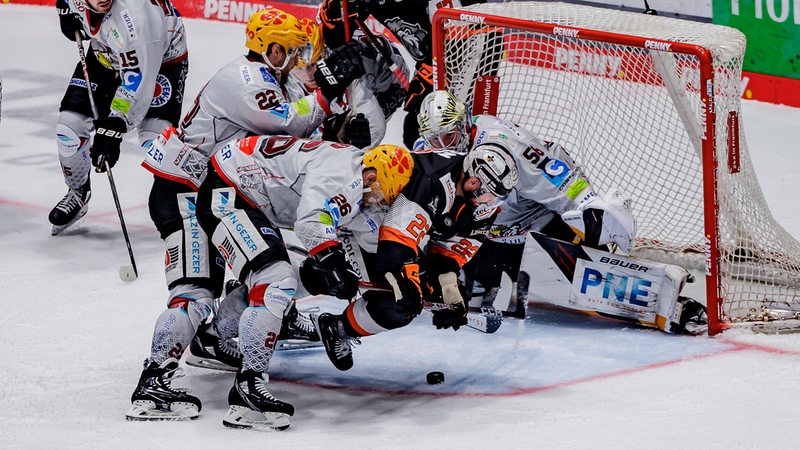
[463,144,519,198]
[417,90,470,155]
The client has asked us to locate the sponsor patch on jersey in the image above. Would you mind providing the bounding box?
[111,96,132,114]
[150,74,172,107]
[293,97,311,115]
[121,9,137,40]
[121,69,142,92]
[259,67,277,85]
[323,199,341,227]
[566,178,589,200]
[259,227,278,238]
[269,104,290,119]
[240,65,253,85]
[537,157,571,187]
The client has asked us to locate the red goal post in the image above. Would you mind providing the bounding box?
[431,2,800,335]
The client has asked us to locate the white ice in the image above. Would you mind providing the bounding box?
[1,5,799,449]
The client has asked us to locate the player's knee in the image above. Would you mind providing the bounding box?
[246,261,297,319]
[363,290,414,330]
[55,111,92,158]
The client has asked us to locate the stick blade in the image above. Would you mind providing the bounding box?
[119,265,138,282]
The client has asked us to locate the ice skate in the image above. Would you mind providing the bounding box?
[49,180,90,235]
[126,357,201,421]
[222,370,294,431]
[312,313,359,371]
[184,321,242,372]
[277,302,322,351]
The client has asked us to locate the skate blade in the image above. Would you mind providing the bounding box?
[277,339,324,351]
[125,400,199,421]
[222,405,290,431]
[184,351,238,372]
[50,208,88,236]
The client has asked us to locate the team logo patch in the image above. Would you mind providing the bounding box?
[121,70,142,91]
[269,104,290,118]
[538,157,571,187]
[150,74,172,107]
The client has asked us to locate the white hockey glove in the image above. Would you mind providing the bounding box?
[561,194,637,254]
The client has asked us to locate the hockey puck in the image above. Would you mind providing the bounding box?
[426,371,445,384]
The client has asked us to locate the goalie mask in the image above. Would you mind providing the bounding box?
[362,144,415,211]
[463,144,519,199]
[246,9,313,67]
[417,90,471,155]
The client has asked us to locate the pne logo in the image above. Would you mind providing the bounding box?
[580,267,652,307]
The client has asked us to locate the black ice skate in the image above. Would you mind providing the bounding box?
[277,302,322,351]
[222,369,294,431]
[126,357,201,421]
[312,313,359,371]
[49,180,90,235]
[184,321,242,372]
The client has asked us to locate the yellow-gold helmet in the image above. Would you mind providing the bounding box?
[363,144,415,207]
[245,9,310,60]
[297,18,325,67]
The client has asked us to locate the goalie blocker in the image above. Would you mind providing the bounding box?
[522,232,707,334]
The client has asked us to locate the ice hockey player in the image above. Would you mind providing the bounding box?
[317,0,487,150]
[313,129,520,371]
[191,136,414,430]
[127,9,373,422]
[50,0,188,235]
[415,90,708,334]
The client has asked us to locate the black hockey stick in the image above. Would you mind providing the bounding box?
[75,32,138,282]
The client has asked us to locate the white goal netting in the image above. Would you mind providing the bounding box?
[433,2,800,333]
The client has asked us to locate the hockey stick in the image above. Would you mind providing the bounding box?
[75,32,138,282]
[353,17,410,90]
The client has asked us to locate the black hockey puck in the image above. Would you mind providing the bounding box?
[426,371,445,384]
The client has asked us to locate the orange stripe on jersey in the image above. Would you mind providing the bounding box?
[428,245,468,268]
[378,227,419,255]
[345,302,372,337]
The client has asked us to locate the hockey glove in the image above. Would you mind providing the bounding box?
[90,116,126,171]
[402,110,421,150]
[430,272,469,331]
[299,244,360,300]
[56,0,87,42]
[343,113,371,148]
[385,263,425,317]
[376,83,407,118]
[314,41,366,101]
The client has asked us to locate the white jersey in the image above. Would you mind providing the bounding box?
[210,135,366,253]
[471,115,598,244]
[67,0,187,129]
[142,56,332,189]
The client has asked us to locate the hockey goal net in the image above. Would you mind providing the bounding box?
[432,1,800,335]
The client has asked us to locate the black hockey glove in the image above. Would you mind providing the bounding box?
[430,272,469,331]
[343,113,371,148]
[299,244,359,300]
[385,263,425,317]
[90,116,126,171]
[402,110,421,150]
[56,0,87,42]
[314,41,366,101]
[376,83,407,118]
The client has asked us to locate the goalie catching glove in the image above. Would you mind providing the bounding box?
[561,194,637,254]
[299,244,359,300]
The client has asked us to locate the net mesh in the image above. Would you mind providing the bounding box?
[436,1,800,326]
